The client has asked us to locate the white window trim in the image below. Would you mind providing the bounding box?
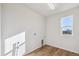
[60,16,73,36]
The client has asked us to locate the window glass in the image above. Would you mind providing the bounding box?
[61,16,73,35]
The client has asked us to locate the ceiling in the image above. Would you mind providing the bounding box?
[25,3,79,17]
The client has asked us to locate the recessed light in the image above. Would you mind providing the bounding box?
[48,3,55,10]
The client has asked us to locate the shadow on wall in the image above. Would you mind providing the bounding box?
[4,32,25,56]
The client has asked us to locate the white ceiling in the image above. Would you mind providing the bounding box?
[25,3,79,17]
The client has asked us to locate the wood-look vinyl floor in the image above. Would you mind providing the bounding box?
[25,45,79,56]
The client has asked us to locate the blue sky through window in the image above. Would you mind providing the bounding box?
[61,16,73,31]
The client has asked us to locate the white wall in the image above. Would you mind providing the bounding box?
[2,4,46,55]
[46,6,79,53]
[0,4,1,56]
[2,3,79,56]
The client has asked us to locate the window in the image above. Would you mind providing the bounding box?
[61,16,73,35]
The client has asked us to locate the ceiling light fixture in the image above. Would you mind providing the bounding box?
[48,3,55,10]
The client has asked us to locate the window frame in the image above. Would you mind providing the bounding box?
[60,16,73,36]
